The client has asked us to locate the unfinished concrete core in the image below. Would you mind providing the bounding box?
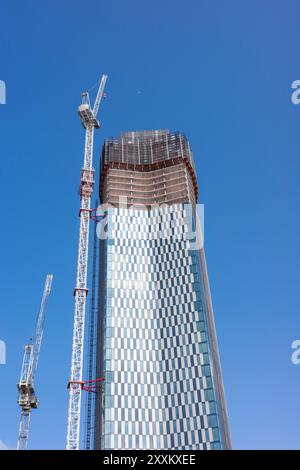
[99,130,198,207]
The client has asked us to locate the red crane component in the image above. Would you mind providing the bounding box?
[68,378,104,394]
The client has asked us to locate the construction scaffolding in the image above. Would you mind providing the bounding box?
[99,130,198,207]
[101,130,196,168]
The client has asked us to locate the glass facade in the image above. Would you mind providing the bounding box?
[94,131,231,450]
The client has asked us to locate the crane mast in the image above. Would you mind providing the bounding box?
[17,274,53,450]
[66,75,107,450]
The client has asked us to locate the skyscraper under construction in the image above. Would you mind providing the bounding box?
[93,130,231,450]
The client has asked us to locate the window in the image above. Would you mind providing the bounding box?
[208,414,218,428]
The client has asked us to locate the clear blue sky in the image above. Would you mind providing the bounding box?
[0,0,300,450]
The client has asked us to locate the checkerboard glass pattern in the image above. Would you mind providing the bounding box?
[101,204,226,450]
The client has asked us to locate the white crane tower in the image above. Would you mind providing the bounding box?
[66,75,108,450]
[17,274,53,450]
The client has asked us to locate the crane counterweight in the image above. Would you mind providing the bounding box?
[78,104,100,129]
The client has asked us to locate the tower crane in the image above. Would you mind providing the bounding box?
[66,75,108,450]
[17,274,53,450]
